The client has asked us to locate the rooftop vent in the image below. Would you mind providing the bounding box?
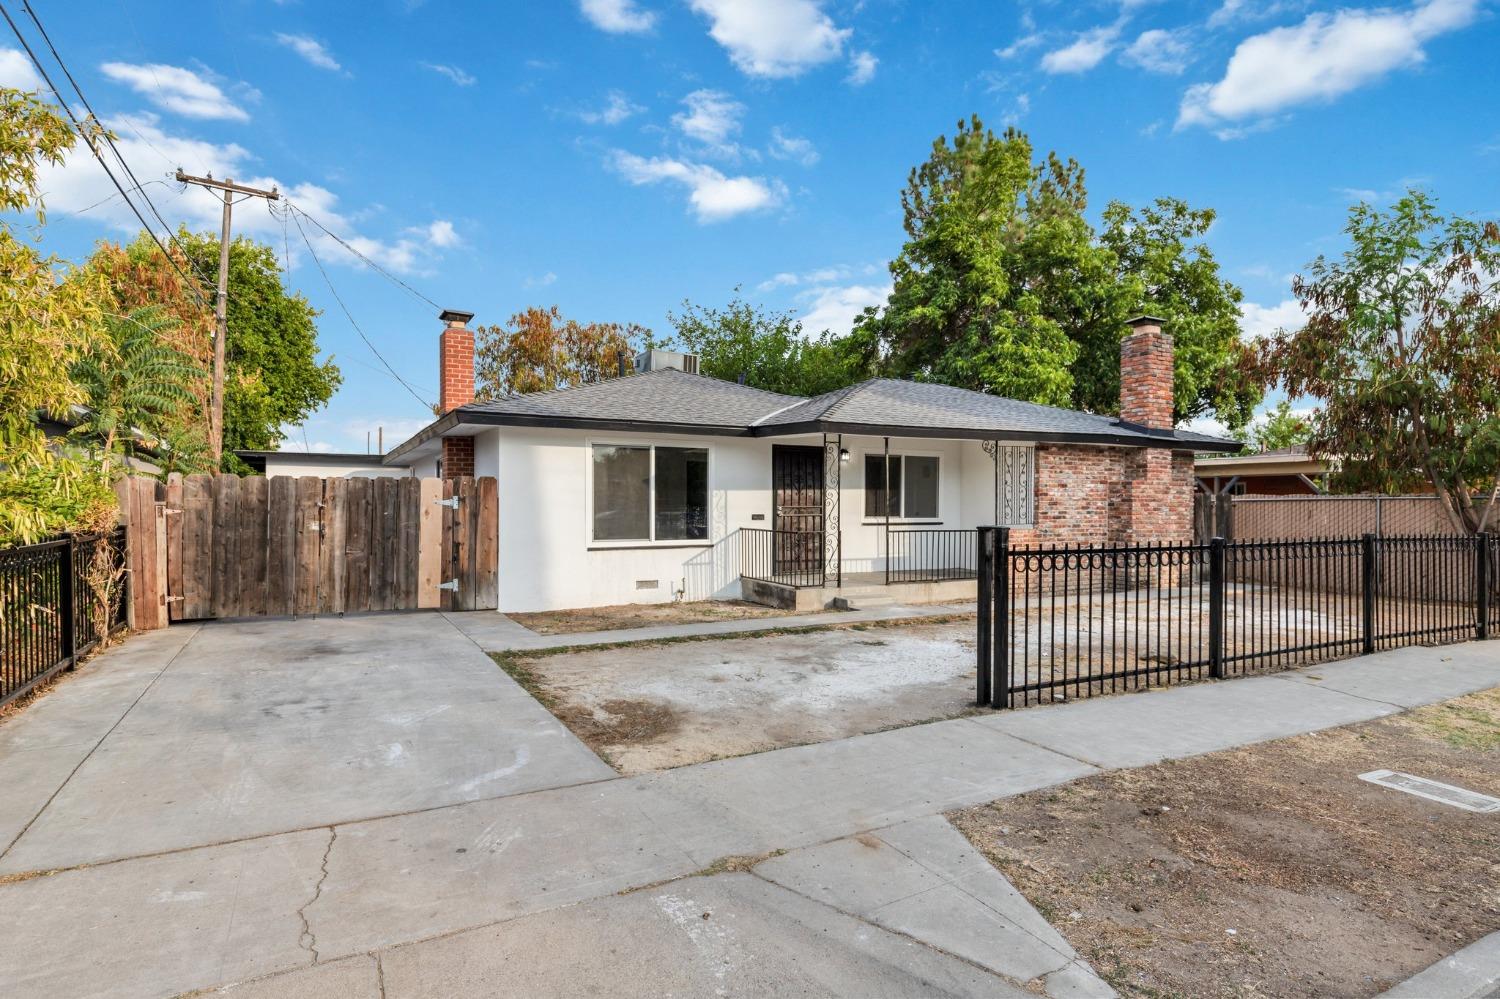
[634,348,699,375]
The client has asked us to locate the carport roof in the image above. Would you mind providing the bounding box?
[384,368,1240,464]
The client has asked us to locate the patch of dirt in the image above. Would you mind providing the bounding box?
[951,687,1500,998]
[508,599,792,636]
[495,617,980,774]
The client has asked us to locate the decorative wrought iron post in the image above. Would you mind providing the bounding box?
[823,434,841,587]
[1361,533,1377,655]
[1208,536,1225,679]
[1478,532,1491,641]
[982,440,999,523]
[59,533,76,668]
[977,527,994,706]
[992,527,1010,709]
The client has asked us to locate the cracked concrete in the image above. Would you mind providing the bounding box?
[1,614,1497,997]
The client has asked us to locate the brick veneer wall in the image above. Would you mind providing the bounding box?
[1004,443,1194,548]
[442,435,474,477]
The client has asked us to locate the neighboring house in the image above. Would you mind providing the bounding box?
[233,450,413,479]
[1195,445,1329,497]
[372,311,1237,613]
[40,405,163,476]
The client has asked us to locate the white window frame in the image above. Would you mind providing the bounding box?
[993,444,1036,527]
[586,440,714,548]
[861,449,944,523]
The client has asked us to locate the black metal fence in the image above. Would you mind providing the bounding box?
[740,528,829,588]
[1,528,129,708]
[886,529,978,584]
[977,528,1496,709]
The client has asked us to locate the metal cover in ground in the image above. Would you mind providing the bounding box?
[1358,770,1500,813]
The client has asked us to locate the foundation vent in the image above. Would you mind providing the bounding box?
[635,579,660,590]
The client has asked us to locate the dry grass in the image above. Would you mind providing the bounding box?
[952,687,1500,998]
[508,599,791,636]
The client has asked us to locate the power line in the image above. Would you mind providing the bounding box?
[282,199,443,311]
[0,1,205,301]
[16,0,216,302]
[286,202,434,411]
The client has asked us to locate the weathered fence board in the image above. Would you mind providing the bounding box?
[143,473,497,624]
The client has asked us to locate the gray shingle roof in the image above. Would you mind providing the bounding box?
[386,369,1240,463]
[459,368,802,428]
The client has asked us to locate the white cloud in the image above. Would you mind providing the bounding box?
[755,262,878,292]
[610,150,785,223]
[422,220,460,248]
[768,126,818,166]
[846,50,878,85]
[0,48,42,90]
[525,271,558,287]
[422,62,476,87]
[580,0,657,33]
[672,89,745,153]
[580,90,645,125]
[274,33,342,72]
[1207,0,1307,29]
[1179,0,1479,132]
[99,62,250,121]
[688,0,851,78]
[1122,28,1192,75]
[1040,24,1122,74]
[38,112,452,275]
[996,33,1044,60]
[1239,297,1305,340]
[757,272,800,291]
[797,282,891,337]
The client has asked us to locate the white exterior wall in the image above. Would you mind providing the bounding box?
[261,458,413,479]
[829,434,970,574]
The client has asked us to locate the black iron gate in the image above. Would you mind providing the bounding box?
[772,445,824,582]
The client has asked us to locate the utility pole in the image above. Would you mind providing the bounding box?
[174,171,280,463]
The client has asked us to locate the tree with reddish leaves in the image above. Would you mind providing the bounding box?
[474,306,648,398]
[1257,191,1500,534]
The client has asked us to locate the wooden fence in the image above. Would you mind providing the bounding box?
[118,473,497,628]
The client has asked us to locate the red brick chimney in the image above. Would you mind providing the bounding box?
[1119,315,1174,430]
[438,309,476,414]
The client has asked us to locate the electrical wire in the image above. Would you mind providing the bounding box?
[0,1,206,302]
[286,202,434,410]
[17,0,216,302]
[282,199,443,311]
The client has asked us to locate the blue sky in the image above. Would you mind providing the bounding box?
[12,0,1498,451]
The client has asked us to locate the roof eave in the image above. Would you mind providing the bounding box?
[756,419,1242,451]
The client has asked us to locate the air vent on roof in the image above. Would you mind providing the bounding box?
[634,348,699,374]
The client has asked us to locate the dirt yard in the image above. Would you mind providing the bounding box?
[494,617,977,773]
[952,688,1500,999]
[507,599,793,636]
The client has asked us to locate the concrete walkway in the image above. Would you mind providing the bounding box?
[0,614,1496,998]
[444,601,975,652]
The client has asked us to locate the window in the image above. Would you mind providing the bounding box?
[591,444,708,543]
[864,453,940,519]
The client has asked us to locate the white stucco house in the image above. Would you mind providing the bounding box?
[362,310,1237,613]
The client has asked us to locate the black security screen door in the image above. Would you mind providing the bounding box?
[771,445,824,580]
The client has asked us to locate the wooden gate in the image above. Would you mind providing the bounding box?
[158,473,497,621]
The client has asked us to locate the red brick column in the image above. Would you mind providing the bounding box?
[441,436,474,477]
[438,309,476,413]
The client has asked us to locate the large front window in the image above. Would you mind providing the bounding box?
[591,444,708,543]
[864,454,939,519]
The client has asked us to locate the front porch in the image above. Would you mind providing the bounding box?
[741,566,979,612]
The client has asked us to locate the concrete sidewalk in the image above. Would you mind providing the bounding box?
[1,615,1496,998]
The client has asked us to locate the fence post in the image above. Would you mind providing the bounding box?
[991,527,1010,710]
[1208,536,1225,679]
[59,533,76,668]
[976,528,993,706]
[1361,533,1377,655]
[1478,532,1491,641]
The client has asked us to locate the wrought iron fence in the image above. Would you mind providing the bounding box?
[1,528,129,708]
[886,529,978,584]
[740,528,827,588]
[977,529,1496,709]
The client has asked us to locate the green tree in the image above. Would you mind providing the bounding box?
[176,232,341,469]
[475,306,646,398]
[1258,191,1500,533]
[70,307,204,472]
[667,292,860,397]
[1245,400,1312,454]
[854,116,1258,426]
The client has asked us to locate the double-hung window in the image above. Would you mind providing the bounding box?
[591,444,709,543]
[864,454,940,520]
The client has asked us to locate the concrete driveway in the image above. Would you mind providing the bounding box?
[3,611,1496,998]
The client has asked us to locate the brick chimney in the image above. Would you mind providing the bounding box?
[1119,315,1173,431]
[438,309,476,414]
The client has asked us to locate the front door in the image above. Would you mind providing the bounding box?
[771,445,824,581]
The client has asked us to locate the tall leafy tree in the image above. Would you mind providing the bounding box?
[1245,400,1312,454]
[854,116,1258,426]
[474,306,647,398]
[70,307,204,472]
[1258,191,1500,533]
[176,232,341,469]
[667,292,860,397]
